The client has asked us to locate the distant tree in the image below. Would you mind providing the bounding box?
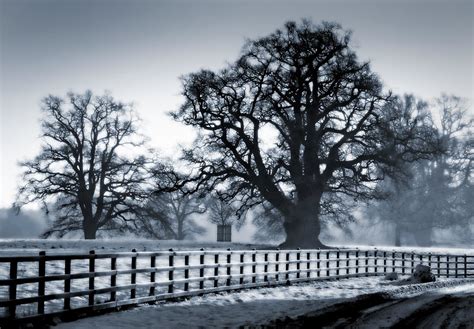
[367,94,473,246]
[170,20,438,248]
[251,202,286,243]
[207,197,243,228]
[0,208,47,238]
[16,91,152,239]
[137,191,206,240]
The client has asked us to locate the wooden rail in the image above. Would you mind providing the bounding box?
[0,248,473,325]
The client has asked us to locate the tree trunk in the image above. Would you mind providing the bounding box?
[394,223,402,246]
[177,217,184,240]
[278,196,327,249]
[83,219,97,240]
[414,227,432,247]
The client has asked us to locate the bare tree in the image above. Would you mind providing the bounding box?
[207,197,242,227]
[170,20,438,248]
[16,91,153,239]
[366,94,473,246]
[137,192,207,240]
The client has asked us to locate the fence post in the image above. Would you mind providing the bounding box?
[111,257,117,301]
[365,250,369,276]
[131,249,137,299]
[374,249,378,275]
[252,249,257,284]
[464,254,468,278]
[392,251,396,273]
[275,249,280,282]
[240,253,244,285]
[64,258,71,310]
[264,252,269,282]
[184,255,189,292]
[428,253,432,269]
[168,248,174,294]
[150,255,156,296]
[307,252,311,278]
[285,251,290,281]
[336,249,340,277]
[383,251,387,274]
[346,251,350,275]
[199,248,205,290]
[316,249,321,278]
[8,260,17,319]
[411,252,415,274]
[355,249,359,275]
[326,251,330,277]
[226,248,231,286]
[296,248,301,279]
[89,250,95,306]
[214,253,219,288]
[437,255,441,277]
[446,255,450,278]
[401,252,405,275]
[455,255,458,278]
[38,251,46,314]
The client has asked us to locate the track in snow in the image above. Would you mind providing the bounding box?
[265,283,474,328]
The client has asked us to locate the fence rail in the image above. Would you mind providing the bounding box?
[0,247,473,324]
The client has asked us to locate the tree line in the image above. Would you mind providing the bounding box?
[14,20,472,248]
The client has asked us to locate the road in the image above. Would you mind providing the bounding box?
[265,284,474,328]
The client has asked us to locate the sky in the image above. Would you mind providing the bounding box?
[0,0,473,211]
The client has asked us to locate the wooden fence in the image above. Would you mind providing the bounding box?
[0,248,473,325]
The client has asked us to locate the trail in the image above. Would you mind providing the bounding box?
[265,283,474,328]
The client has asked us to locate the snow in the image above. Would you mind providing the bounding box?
[342,244,474,256]
[1,239,472,256]
[55,277,474,329]
[0,238,269,256]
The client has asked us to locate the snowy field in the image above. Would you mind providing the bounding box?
[0,239,270,256]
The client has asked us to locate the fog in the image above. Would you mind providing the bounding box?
[0,208,47,238]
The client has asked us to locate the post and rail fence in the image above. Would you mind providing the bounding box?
[0,248,473,325]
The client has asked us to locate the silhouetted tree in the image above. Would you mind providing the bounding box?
[137,191,206,240]
[17,91,152,239]
[171,20,438,248]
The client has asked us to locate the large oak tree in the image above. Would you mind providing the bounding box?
[172,21,438,248]
[17,91,152,239]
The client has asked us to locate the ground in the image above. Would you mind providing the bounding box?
[54,278,474,329]
[270,283,474,329]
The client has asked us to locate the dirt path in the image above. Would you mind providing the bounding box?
[263,283,474,328]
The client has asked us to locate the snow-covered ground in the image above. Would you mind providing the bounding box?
[0,239,270,256]
[342,244,474,256]
[0,239,472,256]
[55,277,474,329]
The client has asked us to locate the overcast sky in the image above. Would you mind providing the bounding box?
[0,0,473,209]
